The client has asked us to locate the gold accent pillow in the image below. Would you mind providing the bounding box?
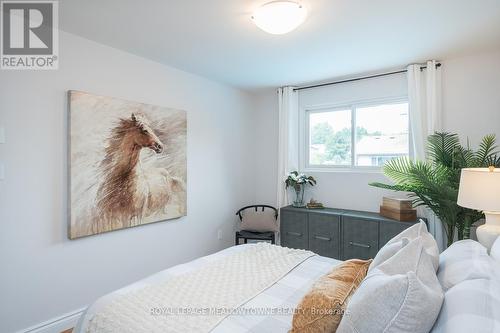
[289,259,372,333]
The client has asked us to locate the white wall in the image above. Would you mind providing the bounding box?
[442,50,500,142]
[254,49,500,212]
[0,32,257,333]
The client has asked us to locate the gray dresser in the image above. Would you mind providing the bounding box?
[280,205,421,260]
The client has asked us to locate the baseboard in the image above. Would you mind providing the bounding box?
[17,308,85,333]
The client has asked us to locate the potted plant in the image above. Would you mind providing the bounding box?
[370,132,500,246]
[285,171,317,207]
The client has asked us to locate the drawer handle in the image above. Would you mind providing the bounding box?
[286,231,302,237]
[314,235,331,241]
[349,241,371,249]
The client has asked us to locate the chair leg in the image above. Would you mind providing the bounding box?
[271,233,276,245]
[244,238,248,244]
[235,233,239,246]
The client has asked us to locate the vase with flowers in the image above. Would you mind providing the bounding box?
[285,171,317,207]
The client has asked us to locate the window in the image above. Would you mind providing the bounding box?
[306,100,409,169]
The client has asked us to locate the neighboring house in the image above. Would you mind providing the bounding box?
[356,134,408,166]
[310,134,408,166]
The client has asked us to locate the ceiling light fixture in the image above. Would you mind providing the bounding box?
[252,1,307,35]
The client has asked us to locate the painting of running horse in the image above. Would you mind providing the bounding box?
[69,91,187,239]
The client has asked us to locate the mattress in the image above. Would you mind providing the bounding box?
[76,244,341,333]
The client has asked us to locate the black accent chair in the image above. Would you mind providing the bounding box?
[235,205,278,245]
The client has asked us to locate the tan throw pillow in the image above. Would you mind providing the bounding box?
[240,209,278,232]
[289,259,372,333]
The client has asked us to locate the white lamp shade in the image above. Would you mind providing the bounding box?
[252,1,307,35]
[457,168,500,212]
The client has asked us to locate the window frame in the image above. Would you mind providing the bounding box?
[300,96,412,173]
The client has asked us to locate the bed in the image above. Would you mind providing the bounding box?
[76,243,341,333]
[76,225,500,333]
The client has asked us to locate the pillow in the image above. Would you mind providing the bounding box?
[431,279,500,333]
[370,220,439,272]
[368,237,409,272]
[337,237,444,333]
[240,209,278,232]
[490,236,500,261]
[437,239,495,291]
[290,259,372,333]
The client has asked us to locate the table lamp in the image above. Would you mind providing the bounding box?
[458,167,500,250]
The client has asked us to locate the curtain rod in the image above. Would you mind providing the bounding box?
[293,63,442,92]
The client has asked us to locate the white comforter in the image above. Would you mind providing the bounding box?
[76,243,341,333]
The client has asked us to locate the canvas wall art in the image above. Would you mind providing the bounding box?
[69,91,187,239]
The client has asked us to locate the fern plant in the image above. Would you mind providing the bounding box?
[370,132,499,246]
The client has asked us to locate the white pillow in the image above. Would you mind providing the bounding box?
[338,237,444,333]
[370,220,439,272]
[431,279,500,333]
[368,237,409,272]
[438,239,495,291]
[490,236,500,261]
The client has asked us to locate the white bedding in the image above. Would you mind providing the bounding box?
[76,244,341,333]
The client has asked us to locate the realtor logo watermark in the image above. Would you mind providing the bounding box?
[1,0,58,69]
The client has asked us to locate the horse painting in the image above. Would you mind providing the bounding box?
[69,91,187,239]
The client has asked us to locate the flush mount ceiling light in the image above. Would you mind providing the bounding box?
[252,1,307,35]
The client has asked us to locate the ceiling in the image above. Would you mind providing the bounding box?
[60,0,500,91]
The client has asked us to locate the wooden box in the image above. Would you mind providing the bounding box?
[379,205,417,222]
[382,197,413,211]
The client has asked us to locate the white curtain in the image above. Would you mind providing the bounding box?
[407,60,442,160]
[276,86,299,210]
[407,60,445,250]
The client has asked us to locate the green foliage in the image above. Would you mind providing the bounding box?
[325,128,351,163]
[285,171,317,191]
[311,122,381,164]
[311,123,334,145]
[370,132,499,246]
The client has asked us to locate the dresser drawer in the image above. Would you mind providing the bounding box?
[308,213,340,259]
[342,217,379,260]
[280,210,308,250]
[379,221,416,247]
